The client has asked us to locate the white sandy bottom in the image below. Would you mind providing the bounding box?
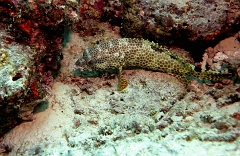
[3,75,240,156]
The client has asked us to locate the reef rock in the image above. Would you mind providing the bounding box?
[0,31,46,137]
[200,31,240,76]
[119,0,240,42]
[0,0,80,137]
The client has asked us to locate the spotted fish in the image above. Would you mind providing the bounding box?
[74,38,230,91]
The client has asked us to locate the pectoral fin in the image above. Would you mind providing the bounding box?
[117,66,128,91]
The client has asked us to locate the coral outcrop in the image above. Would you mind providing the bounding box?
[0,0,79,137]
[119,0,240,43]
[0,30,46,137]
[200,31,240,76]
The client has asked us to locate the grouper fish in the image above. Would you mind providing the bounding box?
[74,38,230,91]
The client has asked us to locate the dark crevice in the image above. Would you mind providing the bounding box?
[174,24,240,62]
[12,73,23,81]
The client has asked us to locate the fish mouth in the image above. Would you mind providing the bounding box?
[74,64,92,72]
[74,58,86,71]
[74,64,85,71]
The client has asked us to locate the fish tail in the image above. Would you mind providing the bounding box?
[193,71,231,83]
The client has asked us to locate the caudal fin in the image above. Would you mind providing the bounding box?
[196,71,232,83]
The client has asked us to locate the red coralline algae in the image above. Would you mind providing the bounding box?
[30,81,39,99]
[232,112,240,120]
[79,0,105,20]
[93,0,106,17]
[203,30,222,41]
[41,71,54,87]
[19,20,32,35]
[101,0,123,26]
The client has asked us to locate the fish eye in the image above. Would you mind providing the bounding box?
[87,59,95,66]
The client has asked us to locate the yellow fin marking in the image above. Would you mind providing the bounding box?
[118,78,128,91]
[117,66,128,91]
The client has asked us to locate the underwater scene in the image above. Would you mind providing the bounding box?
[0,0,240,155]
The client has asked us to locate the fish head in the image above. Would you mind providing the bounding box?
[74,48,97,72]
